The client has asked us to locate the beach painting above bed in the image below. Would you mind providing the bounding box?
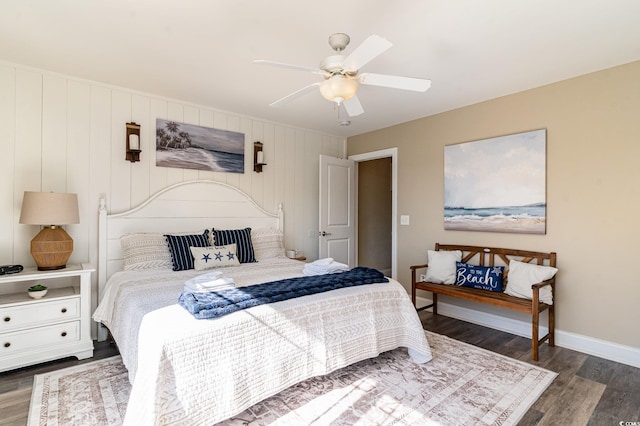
[156,119,245,173]
[444,129,546,234]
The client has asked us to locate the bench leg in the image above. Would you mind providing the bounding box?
[411,269,417,308]
[549,305,555,347]
[432,293,438,315]
[532,309,540,361]
[411,284,416,308]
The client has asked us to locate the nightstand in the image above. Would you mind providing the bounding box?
[0,264,94,372]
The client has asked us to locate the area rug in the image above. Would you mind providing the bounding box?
[28,331,556,425]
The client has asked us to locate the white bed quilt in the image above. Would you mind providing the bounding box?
[93,258,432,425]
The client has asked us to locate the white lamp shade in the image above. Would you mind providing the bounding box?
[19,192,80,225]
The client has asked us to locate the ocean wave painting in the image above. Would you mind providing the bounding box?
[444,129,547,234]
[156,119,245,173]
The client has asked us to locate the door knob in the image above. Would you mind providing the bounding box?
[319,231,332,236]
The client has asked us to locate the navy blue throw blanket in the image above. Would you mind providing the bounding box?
[178,266,388,319]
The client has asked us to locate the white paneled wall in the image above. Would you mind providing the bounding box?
[0,61,345,283]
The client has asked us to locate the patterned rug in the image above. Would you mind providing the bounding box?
[28,331,556,425]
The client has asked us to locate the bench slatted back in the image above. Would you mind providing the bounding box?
[435,243,557,283]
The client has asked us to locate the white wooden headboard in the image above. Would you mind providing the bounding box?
[98,180,283,293]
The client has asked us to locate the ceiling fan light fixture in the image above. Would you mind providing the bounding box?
[257,33,432,117]
[319,75,358,104]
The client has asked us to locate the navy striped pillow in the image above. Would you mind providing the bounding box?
[165,230,211,271]
[212,228,256,263]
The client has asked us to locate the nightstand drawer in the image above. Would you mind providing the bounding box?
[1,321,80,355]
[0,297,80,332]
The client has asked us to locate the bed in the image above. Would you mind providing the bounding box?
[93,180,432,425]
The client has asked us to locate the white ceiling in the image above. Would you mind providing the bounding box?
[2,1,640,137]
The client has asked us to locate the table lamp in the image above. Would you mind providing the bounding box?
[19,191,80,270]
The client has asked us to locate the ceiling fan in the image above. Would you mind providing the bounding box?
[254,33,431,117]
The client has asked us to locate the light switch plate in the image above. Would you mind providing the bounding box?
[400,215,410,225]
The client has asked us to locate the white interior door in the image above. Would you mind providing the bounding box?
[319,155,355,267]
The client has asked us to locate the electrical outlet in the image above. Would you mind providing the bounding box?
[419,274,427,281]
[400,215,410,225]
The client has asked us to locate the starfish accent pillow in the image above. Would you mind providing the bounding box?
[190,244,240,271]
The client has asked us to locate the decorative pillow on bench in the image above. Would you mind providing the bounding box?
[455,262,504,292]
[425,250,462,284]
[504,260,558,305]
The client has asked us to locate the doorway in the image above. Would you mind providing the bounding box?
[357,157,392,276]
[349,148,398,279]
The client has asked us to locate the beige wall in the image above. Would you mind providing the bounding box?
[347,60,640,350]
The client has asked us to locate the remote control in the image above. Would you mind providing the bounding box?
[0,265,23,275]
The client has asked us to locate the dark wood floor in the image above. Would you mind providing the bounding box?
[1,314,639,425]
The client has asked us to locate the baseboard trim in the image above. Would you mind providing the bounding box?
[417,296,640,368]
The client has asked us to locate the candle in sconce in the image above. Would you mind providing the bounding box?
[129,134,140,151]
[256,151,264,164]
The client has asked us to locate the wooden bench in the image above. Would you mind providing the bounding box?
[410,243,557,361]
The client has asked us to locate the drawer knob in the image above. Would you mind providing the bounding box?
[61,308,67,313]
[61,331,67,337]
[3,342,9,348]
[3,316,9,322]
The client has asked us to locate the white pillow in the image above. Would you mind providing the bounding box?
[251,227,285,261]
[504,260,558,305]
[425,250,462,284]
[121,233,172,270]
[121,230,210,270]
[190,244,240,271]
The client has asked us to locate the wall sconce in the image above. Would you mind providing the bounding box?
[254,141,266,173]
[126,122,141,162]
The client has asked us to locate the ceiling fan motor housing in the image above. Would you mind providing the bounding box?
[320,55,347,75]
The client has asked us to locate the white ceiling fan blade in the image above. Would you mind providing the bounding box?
[343,95,364,117]
[343,34,392,72]
[269,82,321,108]
[253,60,327,76]
[359,73,431,92]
